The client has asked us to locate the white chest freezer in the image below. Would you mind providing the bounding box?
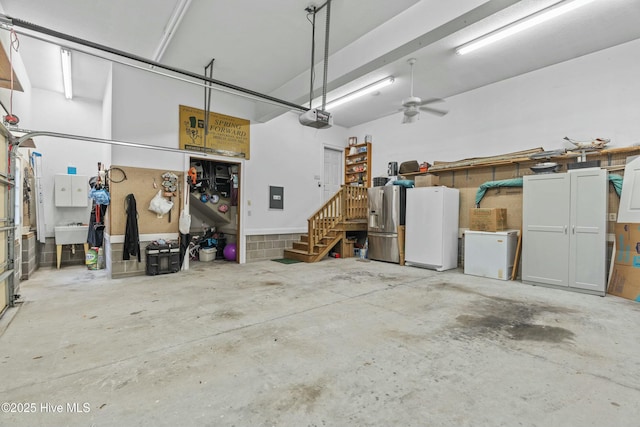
[464,230,518,280]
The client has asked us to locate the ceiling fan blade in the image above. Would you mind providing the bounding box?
[418,97,444,106]
[419,106,448,116]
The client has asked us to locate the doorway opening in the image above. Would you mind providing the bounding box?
[187,157,240,265]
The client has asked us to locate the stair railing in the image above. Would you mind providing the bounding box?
[343,185,368,221]
[307,185,368,253]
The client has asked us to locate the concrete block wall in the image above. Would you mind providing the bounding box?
[21,233,38,280]
[39,237,86,268]
[245,233,302,262]
[38,233,305,272]
[110,241,151,278]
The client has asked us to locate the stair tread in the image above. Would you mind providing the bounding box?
[285,248,318,255]
[293,240,332,246]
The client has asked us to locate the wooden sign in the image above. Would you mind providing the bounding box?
[179,105,250,159]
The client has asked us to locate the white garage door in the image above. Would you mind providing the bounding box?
[0,126,14,317]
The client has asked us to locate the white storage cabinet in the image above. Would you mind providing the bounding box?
[522,169,607,295]
[55,174,88,207]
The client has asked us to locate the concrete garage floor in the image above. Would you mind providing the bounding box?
[1,260,639,427]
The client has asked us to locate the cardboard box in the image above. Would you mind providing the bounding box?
[414,174,440,187]
[469,208,507,232]
[608,223,640,301]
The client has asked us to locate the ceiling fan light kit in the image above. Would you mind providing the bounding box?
[400,58,447,124]
[455,0,596,55]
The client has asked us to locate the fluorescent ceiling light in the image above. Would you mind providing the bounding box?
[153,0,192,62]
[312,76,395,110]
[60,47,73,99]
[456,0,596,55]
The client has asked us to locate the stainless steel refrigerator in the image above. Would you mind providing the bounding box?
[367,185,405,263]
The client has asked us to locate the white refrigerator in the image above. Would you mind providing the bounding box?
[405,186,460,271]
[464,230,519,280]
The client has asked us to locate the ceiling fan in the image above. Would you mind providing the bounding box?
[400,58,448,124]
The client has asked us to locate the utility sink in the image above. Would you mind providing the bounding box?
[54,225,89,245]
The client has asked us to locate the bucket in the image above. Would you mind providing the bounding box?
[199,247,216,262]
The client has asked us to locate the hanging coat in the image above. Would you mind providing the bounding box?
[123,193,141,261]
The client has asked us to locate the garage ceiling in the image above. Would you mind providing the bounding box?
[1,0,639,128]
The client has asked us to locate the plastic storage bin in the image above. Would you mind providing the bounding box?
[199,247,216,262]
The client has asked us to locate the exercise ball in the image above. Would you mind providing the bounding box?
[223,243,236,261]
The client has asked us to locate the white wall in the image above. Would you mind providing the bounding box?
[246,112,348,234]
[101,64,113,141]
[349,38,640,178]
[110,65,260,171]
[110,66,192,171]
[29,88,109,236]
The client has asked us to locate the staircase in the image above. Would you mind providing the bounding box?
[284,185,368,262]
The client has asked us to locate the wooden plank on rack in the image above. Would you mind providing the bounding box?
[398,225,406,266]
[511,229,522,281]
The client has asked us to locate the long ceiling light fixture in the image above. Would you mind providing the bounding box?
[60,47,73,99]
[455,0,596,55]
[312,76,395,110]
[152,0,192,62]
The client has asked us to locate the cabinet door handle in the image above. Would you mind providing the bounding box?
[564,225,568,234]
[572,225,575,234]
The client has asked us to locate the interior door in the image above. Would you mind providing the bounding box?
[522,174,570,287]
[569,169,607,292]
[323,147,342,202]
